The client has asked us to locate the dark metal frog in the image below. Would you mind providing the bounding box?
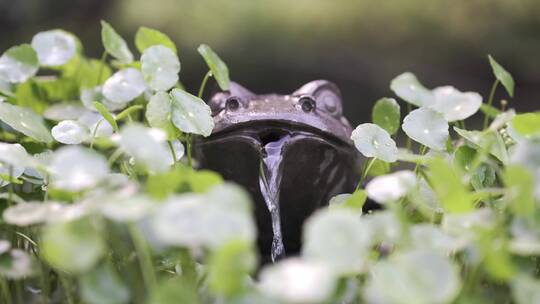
[194,80,360,262]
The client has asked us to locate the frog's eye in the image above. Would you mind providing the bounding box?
[299,96,316,113]
[226,96,241,111]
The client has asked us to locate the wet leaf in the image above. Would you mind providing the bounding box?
[44,103,87,121]
[197,44,230,90]
[135,26,177,54]
[119,124,171,173]
[402,107,448,150]
[430,86,482,122]
[31,29,77,66]
[170,88,214,137]
[365,170,417,204]
[454,127,509,164]
[0,44,39,83]
[390,72,433,107]
[49,146,109,191]
[100,20,133,64]
[52,120,90,144]
[141,45,180,91]
[351,123,398,162]
[102,68,146,104]
[0,102,53,143]
[372,97,400,135]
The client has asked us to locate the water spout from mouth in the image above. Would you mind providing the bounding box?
[259,134,290,263]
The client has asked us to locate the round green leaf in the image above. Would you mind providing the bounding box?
[365,170,417,204]
[41,218,106,274]
[430,86,482,122]
[141,45,180,91]
[170,88,214,137]
[52,120,90,144]
[119,124,171,173]
[135,26,177,54]
[372,97,400,135]
[31,29,77,66]
[0,102,53,143]
[146,91,177,139]
[0,44,39,83]
[351,123,398,162]
[402,108,448,150]
[102,68,146,104]
[390,72,433,107]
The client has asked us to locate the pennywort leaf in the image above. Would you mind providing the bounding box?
[31,29,77,66]
[0,44,39,83]
[488,55,514,97]
[372,97,400,135]
[135,26,177,54]
[170,88,214,137]
[197,44,230,91]
[100,20,133,64]
[0,102,53,143]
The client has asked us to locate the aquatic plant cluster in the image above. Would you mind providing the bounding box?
[0,22,539,304]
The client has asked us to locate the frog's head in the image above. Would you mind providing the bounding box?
[194,80,360,262]
[207,80,353,144]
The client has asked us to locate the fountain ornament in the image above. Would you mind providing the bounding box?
[194,80,362,263]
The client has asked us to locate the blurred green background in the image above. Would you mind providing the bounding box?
[1,0,539,125]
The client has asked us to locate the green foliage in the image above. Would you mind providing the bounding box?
[489,55,515,97]
[0,23,539,304]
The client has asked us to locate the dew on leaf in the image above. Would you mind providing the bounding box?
[402,107,448,150]
[365,170,417,204]
[52,120,90,144]
[141,45,180,91]
[351,123,398,162]
[102,68,146,104]
[430,86,482,122]
[31,29,77,66]
[390,72,433,107]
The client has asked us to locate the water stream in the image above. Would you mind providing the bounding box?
[259,135,290,262]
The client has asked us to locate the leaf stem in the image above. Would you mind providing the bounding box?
[197,70,212,99]
[59,275,74,304]
[128,224,157,292]
[167,141,177,164]
[0,277,12,304]
[483,79,500,129]
[355,157,377,191]
[186,134,193,169]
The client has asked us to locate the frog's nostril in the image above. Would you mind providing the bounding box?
[299,96,316,113]
[226,97,240,111]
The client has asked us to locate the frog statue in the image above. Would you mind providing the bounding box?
[194,80,361,263]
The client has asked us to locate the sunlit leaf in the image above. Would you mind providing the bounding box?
[372,97,400,135]
[49,146,109,191]
[454,127,509,164]
[0,44,39,83]
[102,68,146,104]
[430,86,482,122]
[258,258,337,304]
[119,124,171,173]
[302,209,369,273]
[51,120,90,144]
[207,240,256,297]
[141,45,180,91]
[44,103,87,121]
[351,123,398,162]
[488,55,514,97]
[402,107,448,150]
[426,157,473,213]
[170,88,214,137]
[197,44,230,90]
[100,20,133,64]
[135,26,177,54]
[31,29,77,66]
[511,113,540,137]
[0,102,53,143]
[364,249,461,304]
[390,72,433,107]
[146,91,178,139]
[78,111,114,138]
[365,170,417,204]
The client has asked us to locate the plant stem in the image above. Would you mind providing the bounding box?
[355,158,377,191]
[107,149,124,167]
[197,70,212,99]
[483,79,499,129]
[167,141,177,164]
[129,224,157,292]
[59,275,74,304]
[89,119,104,150]
[0,277,12,304]
[186,134,193,169]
